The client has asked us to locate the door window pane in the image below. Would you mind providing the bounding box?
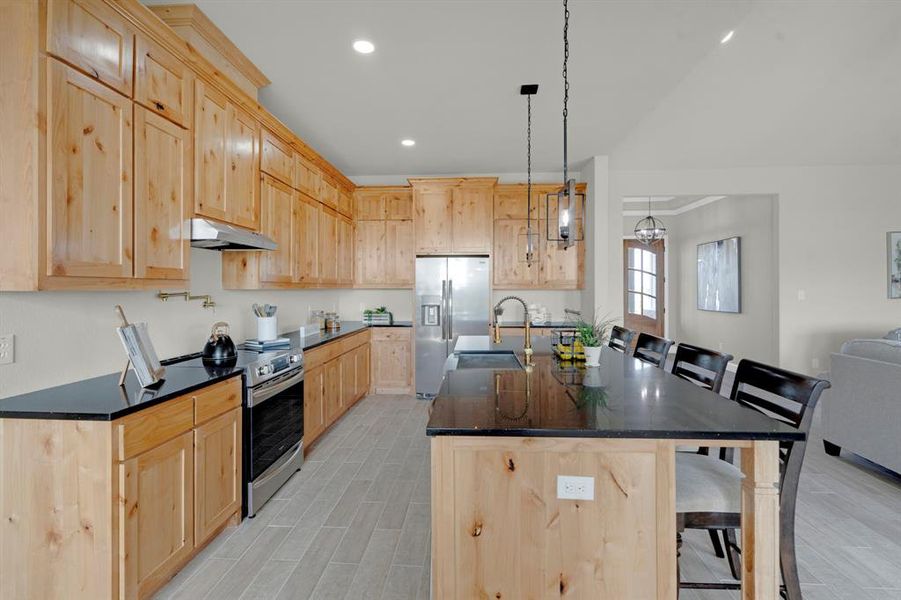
[628,269,641,292]
[643,295,657,319]
[628,292,641,315]
[642,272,656,296]
[642,250,656,274]
[629,248,641,268]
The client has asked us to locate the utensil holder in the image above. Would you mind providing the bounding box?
[257,316,277,342]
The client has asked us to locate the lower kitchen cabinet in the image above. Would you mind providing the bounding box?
[303,330,371,450]
[371,327,414,394]
[0,375,243,600]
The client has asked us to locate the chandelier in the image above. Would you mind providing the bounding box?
[634,196,667,244]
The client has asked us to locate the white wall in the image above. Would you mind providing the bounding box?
[608,165,901,375]
[491,290,582,325]
[0,249,412,398]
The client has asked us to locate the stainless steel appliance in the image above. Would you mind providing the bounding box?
[190,217,277,250]
[415,256,490,397]
[173,347,304,517]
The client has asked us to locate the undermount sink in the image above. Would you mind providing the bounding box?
[454,352,523,370]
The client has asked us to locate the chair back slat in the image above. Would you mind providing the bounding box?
[608,326,636,353]
[633,333,675,368]
[671,343,733,394]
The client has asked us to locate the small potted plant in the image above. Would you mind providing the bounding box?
[575,314,616,367]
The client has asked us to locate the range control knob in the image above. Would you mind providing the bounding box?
[257,365,270,376]
[289,354,299,364]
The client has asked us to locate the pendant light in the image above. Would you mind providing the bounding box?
[520,84,539,266]
[546,0,585,249]
[634,196,667,244]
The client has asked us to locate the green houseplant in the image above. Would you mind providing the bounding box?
[575,314,616,366]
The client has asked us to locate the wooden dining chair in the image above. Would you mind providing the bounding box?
[671,343,733,394]
[607,325,636,353]
[675,359,831,599]
[632,332,674,368]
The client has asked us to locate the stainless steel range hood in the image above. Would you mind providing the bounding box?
[190,218,277,251]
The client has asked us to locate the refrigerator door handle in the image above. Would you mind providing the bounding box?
[441,279,448,340]
[447,279,454,341]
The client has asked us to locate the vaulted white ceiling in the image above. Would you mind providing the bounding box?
[144,0,901,175]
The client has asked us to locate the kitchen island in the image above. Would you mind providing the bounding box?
[427,336,798,600]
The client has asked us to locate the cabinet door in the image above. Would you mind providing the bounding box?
[303,365,325,445]
[371,329,413,393]
[135,34,193,127]
[194,80,228,222]
[355,344,371,400]
[120,431,194,599]
[354,190,384,220]
[452,183,493,253]
[47,60,133,278]
[539,220,583,289]
[294,153,321,199]
[320,177,338,210]
[318,205,339,285]
[493,185,536,219]
[355,220,385,286]
[385,220,414,287]
[339,352,356,411]
[413,184,453,254]
[261,128,294,185]
[46,0,135,95]
[194,408,241,546]
[492,219,538,288]
[338,216,355,286]
[134,107,191,280]
[338,188,354,218]
[294,192,319,284]
[324,359,342,423]
[259,175,295,283]
[226,105,260,230]
[385,189,413,220]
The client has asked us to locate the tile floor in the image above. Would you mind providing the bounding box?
[153,392,901,599]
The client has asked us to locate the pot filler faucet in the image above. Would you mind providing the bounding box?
[493,295,533,364]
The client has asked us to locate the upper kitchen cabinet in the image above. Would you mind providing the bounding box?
[318,205,339,286]
[194,80,260,230]
[294,152,321,199]
[46,0,135,96]
[411,178,495,255]
[261,128,295,186]
[353,187,414,288]
[355,187,413,221]
[259,175,296,283]
[337,215,355,286]
[338,187,354,218]
[47,59,134,279]
[320,176,339,210]
[294,192,320,285]
[385,189,413,220]
[494,184,538,220]
[412,180,454,253]
[452,179,494,253]
[134,106,192,280]
[493,219,539,288]
[134,34,193,128]
[355,189,385,220]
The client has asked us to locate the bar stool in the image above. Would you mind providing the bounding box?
[633,332,674,368]
[607,325,636,353]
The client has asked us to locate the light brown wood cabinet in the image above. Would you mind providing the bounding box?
[134,107,192,280]
[371,327,414,394]
[135,34,193,128]
[294,152,321,199]
[259,174,296,283]
[194,79,260,230]
[0,376,242,600]
[355,187,413,221]
[492,219,539,288]
[46,0,135,96]
[338,187,354,218]
[385,220,415,287]
[318,205,339,285]
[355,220,385,286]
[320,176,339,210]
[304,330,371,449]
[261,128,295,186]
[337,215,355,286]
[47,59,134,279]
[411,178,495,255]
[295,192,320,284]
[353,187,414,288]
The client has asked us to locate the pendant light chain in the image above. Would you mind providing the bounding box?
[562,0,570,184]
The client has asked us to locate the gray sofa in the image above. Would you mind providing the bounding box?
[822,333,901,473]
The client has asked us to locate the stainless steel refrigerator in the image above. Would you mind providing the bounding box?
[415,256,490,398]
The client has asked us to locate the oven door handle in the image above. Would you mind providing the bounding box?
[247,369,304,407]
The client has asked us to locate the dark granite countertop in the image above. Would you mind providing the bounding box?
[426,336,804,441]
[0,367,242,421]
[0,321,412,421]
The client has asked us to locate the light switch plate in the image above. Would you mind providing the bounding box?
[557,475,594,500]
[0,334,14,365]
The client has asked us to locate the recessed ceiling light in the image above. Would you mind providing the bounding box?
[353,40,375,54]
[401,139,416,147]
[720,30,735,44]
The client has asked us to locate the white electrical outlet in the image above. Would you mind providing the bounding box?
[557,475,594,501]
[0,334,14,365]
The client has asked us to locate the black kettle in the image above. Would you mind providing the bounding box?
[202,321,237,365]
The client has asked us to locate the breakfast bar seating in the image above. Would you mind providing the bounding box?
[427,337,819,599]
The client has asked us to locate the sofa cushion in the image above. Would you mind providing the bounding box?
[839,339,901,366]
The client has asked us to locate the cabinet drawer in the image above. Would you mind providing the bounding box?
[371,327,411,342]
[304,330,370,369]
[116,396,193,460]
[193,377,242,424]
[46,0,135,96]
